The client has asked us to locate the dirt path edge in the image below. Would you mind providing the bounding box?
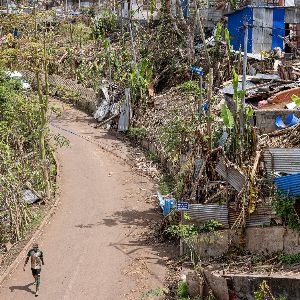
[0,152,62,286]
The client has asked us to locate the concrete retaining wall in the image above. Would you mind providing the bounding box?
[188,227,300,259]
[203,268,300,300]
[229,274,300,300]
[255,109,300,133]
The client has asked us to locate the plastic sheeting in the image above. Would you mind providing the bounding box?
[157,191,175,216]
[23,189,39,204]
[94,86,110,122]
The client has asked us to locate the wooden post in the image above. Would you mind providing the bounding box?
[180,210,183,256]
[198,75,203,119]
[207,68,213,150]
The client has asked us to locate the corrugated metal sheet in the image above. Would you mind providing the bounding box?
[187,204,229,228]
[220,81,257,95]
[252,8,273,53]
[263,148,300,175]
[118,89,131,132]
[274,173,300,197]
[229,202,275,227]
[215,158,245,192]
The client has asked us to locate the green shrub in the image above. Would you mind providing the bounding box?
[177,280,189,298]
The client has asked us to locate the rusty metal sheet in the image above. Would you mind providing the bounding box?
[263,148,300,175]
[187,204,229,228]
[215,158,245,192]
[229,202,275,228]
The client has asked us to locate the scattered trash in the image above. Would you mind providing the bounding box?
[275,114,300,129]
[94,85,110,122]
[22,189,39,204]
[157,191,175,216]
[275,116,287,129]
[287,114,300,127]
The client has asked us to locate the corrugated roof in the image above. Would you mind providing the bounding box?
[274,173,300,197]
[263,148,300,175]
[187,204,229,228]
[215,158,245,192]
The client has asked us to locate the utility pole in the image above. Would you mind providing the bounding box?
[240,21,248,136]
[242,21,248,109]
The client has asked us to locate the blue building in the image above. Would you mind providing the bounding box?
[227,6,286,54]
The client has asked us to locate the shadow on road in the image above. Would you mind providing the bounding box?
[9,282,35,295]
[75,206,178,264]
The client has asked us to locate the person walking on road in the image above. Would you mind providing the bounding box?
[23,243,44,297]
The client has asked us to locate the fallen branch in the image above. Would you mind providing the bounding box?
[95,114,119,128]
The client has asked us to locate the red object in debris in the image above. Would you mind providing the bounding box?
[229,290,241,300]
[258,100,269,108]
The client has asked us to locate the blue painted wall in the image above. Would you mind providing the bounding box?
[272,8,285,49]
[228,7,285,53]
[228,7,253,53]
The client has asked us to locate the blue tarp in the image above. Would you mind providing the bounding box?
[157,191,175,216]
[274,173,300,198]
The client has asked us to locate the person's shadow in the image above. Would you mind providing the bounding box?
[9,282,36,295]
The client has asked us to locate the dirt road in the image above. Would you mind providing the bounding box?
[0,102,172,300]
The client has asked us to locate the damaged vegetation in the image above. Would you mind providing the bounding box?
[0,69,56,254]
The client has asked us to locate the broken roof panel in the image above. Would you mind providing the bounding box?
[229,202,275,227]
[215,158,245,192]
[220,81,257,95]
[263,148,300,175]
[220,73,283,96]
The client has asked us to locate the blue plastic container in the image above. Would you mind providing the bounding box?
[275,116,286,129]
[286,114,300,127]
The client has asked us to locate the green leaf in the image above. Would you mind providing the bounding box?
[246,106,254,117]
[221,103,234,129]
[292,94,300,106]
[103,39,109,50]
